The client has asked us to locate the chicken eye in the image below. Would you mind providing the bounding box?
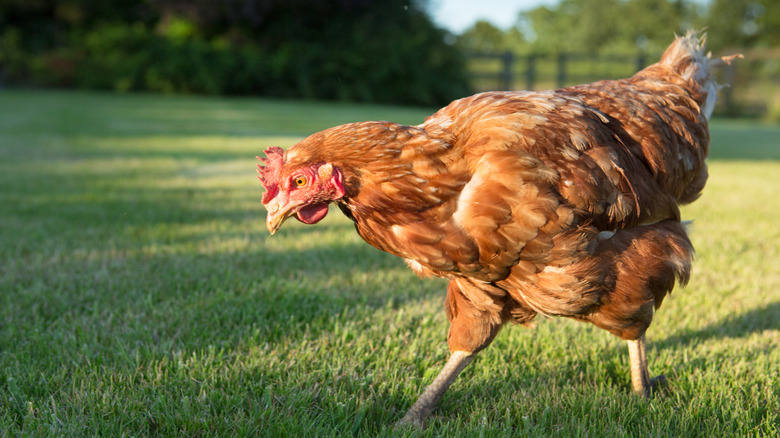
[293,176,308,187]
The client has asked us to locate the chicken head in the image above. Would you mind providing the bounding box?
[257,147,346,234]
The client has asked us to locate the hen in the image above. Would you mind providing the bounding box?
[257,31,738,426]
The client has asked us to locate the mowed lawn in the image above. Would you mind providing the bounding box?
[1,90,777,437]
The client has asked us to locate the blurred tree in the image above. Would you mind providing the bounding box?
[519,0,623,53]
[704,0,780,51]
[0,0,156,47]
[517,0,700,54]
[0,0,470,105]
[456,20,525,53]
[620,0,699,53]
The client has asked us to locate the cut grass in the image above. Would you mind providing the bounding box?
[1,89,778,437]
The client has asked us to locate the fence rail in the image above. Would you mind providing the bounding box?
[468,50,652,91]
[466,49,773,118]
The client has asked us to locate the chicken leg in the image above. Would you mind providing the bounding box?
[627,334,666,397]
[395,350,474,428]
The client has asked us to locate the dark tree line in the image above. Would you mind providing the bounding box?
[0,0,471,106]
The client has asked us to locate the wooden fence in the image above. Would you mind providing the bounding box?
[468,51,650,91]
[466,50,756,117]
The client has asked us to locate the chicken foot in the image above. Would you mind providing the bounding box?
[627,334,666,397]
[395,350,474,428]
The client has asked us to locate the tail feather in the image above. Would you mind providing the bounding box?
[660,30,742,119]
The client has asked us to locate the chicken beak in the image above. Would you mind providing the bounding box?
[265,197,298,235]
[266,210,290,235]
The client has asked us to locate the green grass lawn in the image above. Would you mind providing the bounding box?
[1,89,778,437]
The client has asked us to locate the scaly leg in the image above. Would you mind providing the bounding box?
[627,334,666,397]
[395,350,474,428]
[627,334,651,395]
[395,279,502,428]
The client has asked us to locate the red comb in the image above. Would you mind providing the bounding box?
[256,147,285,204]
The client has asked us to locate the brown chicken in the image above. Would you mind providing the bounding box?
[257,31,738,426]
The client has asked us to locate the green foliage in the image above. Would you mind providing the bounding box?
[74,23,271,95]
[1,89,779,436]
[0,0,470,106]
[705,0,780,51]
[456,20,526,53]
[518,0,700,54]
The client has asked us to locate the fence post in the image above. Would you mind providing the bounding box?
[500,50,514,90]
[636,51,646,71]
[722,61,737,116]
[557,53,567,88]
[526,54,536,91]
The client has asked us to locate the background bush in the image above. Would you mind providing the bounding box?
[0,0,470,106]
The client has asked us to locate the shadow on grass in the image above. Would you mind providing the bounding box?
[402,302,780,432]
[708,122,780,161]
[3,203,435,343]
[656,301,780,349]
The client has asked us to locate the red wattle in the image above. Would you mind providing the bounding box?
[296,203,329,224]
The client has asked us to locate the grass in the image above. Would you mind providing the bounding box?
[1,89,778,437]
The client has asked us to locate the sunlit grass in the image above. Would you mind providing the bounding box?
[1,89,778,437]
